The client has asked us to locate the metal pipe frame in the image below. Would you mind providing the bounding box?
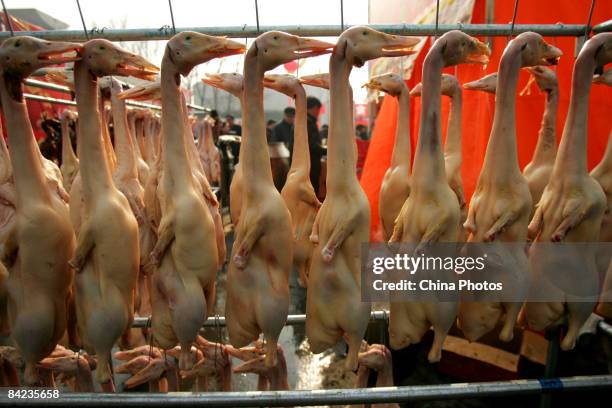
[2,375,610,406]
[132,310,390,328]
[0,23,601,43]
[23,78,208,112]
[593,19,612,33]
[23,90,163,112]
[133,311,612,340]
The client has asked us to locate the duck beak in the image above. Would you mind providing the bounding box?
[201,73,224,87]
[361,79,381,91]
[117,81,161,100]
[116,52,159,80]
[540,44,562,66]
[292,37,335,58]
[299,74,330,89]
[409,82,423,96]
[380,33,420,57]
[211,37,247,58]
[262,76,277,86]
[465,38,491,65]
[463,75,497,93]
[38,41,82,66]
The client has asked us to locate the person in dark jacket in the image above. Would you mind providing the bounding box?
[271,107,295,146]
[225,114,242,135]
[289,96,324,196]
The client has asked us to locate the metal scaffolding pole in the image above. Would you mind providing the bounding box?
[0,23,599,42]
[132,310,390,328]
[2,375,610,406]
[23,78,209,112]
[24,93,76,106]
[23,89,162,112]
[593,19,612,33]
[132,311,612,337]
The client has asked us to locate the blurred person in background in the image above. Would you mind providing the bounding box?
[290,96,324,196]
[266,119,277,143]
[320,123,329,145]
[354,124,370,180]
[271,107,295,146]
[355,124,369,140]
[225,114,242,135]
[209,109,222,144]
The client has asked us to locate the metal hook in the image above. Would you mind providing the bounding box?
[1,0,13,37]
[167,0,176,35]
[509,0,519,40]
[254,0,260,33]
[340,0,344,31]
[75,0,89,41]
[434,0,440,40]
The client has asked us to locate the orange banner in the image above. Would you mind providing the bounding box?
[361,0,612,241]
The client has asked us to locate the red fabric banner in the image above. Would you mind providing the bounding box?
[360,0,612,241]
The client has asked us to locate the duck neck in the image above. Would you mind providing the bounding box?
[553,49,596,177]
[180,96,205,175]
[242,55,275,196]
[73,60,115,200]
[594,131,612,176]
[390,85,411,169]
[99,94,116,170]
[160,54,195,187]
[128,115,145,160]
[60,117,77,167]
[268,357,289,391]
[289,85,310,174]
[481,42,523,180]
[0,71,51,204]
[411,46,446,186]
[0,133,11,183]
[327,48,358,191]
[110,86,138,180]
[445,87,462,158]
[530,87,558,164]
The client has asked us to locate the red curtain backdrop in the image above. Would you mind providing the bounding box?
[360,0,612,241]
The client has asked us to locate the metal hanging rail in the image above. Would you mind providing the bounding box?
[0,23,604,42]
[593,19,612,33]
[2,375,609,406]
[24,93,76,106]
[132,310,612,339]
[23,78,209,112]
[133,310,390,328]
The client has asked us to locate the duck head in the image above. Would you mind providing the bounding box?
[246,31,333,72]
[363,72,406,97]
[336,26,420,67]
[0,37,81,79]
[411,73,460,97]
[263,74,301,98]
[525,65,558,93]
[463,72,498,94]
[432,30,490,67]
[201,72,244,98]
[118,80,162,101]
[82,39,159,80]
[166,32,245,76]
[508,32,562,67]
[299,73,330,90]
